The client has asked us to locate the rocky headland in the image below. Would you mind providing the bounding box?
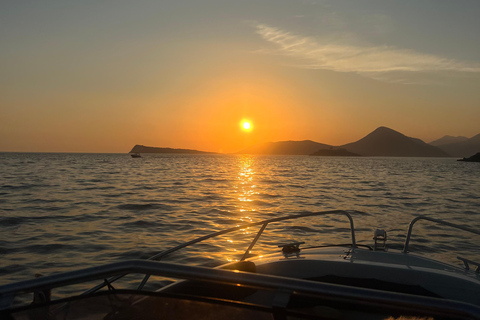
[129,145,215,154]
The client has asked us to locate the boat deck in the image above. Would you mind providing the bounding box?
[247,247,480,306]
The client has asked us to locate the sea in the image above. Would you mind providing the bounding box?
[1,153,479,291]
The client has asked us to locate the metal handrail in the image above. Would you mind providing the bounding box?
[2,260,480,319]
[85,210,357,294]
[149,209,357,262]
[402,216,480,253]
[139,210,356,290]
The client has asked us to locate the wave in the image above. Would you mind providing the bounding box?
[1,184,49,190]
[0,214,76,226]
[120,220,163,229]
[0,217,25,227]
[0,264,28,276]
[117,203,174,211]
[23,243,76,254]
[0,154,479,287]
[200,178,230,182]
[284,226,319,233]
[25,198,69,204]
[258,193,280,199]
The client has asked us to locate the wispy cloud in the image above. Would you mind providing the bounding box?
[254,24,480,82]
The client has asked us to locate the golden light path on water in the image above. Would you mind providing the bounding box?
[219,155,360,264]
[225,156,258,262]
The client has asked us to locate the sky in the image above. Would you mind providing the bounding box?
[1,0,479,153]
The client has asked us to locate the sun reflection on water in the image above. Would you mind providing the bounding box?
[220,156,264,262]
[236,155,258,213]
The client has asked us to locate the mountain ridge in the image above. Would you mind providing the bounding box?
[435,133,480,157]
[235,127,449,157]
[339,126,449,157]
[130,127,479,157]
[429,135,468,147]
[129,145,216,154]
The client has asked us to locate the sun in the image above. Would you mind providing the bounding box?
[241,120,253,132]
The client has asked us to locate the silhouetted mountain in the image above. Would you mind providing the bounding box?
[310,148,361,157]
[436,134,480,157]
[129,145,215,154]
[457,152,480,162]
[237,140,332,155]
[430,135,468,146]
[133,127,473,157]
[340,127,450,157]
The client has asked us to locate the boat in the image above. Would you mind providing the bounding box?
[130,153,142,158]
[1,210,480,319]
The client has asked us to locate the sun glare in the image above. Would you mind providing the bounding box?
[241,120,253,132]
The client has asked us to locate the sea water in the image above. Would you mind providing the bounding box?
[1,153,479,287]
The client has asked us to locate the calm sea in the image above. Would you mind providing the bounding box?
[1,153,479,287]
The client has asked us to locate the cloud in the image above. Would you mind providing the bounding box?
[254,24,480,81]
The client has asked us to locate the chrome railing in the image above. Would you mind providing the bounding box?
[86,210,357,293]
[2,260,480,319]
[140,210,356,290]
[150,209,356,261]
[402,215,480,253]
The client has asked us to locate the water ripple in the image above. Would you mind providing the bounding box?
[0,153,479,288]
[117,203,174,211]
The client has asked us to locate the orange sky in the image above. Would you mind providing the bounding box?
[1,1,479,153]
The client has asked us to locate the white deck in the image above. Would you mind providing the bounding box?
[247,247,480,306]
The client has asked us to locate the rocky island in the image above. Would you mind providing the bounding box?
[457,152,480,162]
[129,145,215,154]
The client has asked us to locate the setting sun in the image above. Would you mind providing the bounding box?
[241,120,252,132]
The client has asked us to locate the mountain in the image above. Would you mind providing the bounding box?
[340,127,450,157]
[129,145,215,154]
[435,134,480,157]
[429,135,468,146]
[458,152,480,162]
[310,148,361,157]
[237,140,332,155]
[132,127,474,157]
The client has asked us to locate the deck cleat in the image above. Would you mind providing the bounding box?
[278,241,305,258]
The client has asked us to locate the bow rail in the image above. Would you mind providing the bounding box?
[402,215,480,253]
[87,210,357,294]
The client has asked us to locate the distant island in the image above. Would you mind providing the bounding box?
[457,152,480,162]
[310,148,360,157]
[129,145,216,154]
[129,126,480,158]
